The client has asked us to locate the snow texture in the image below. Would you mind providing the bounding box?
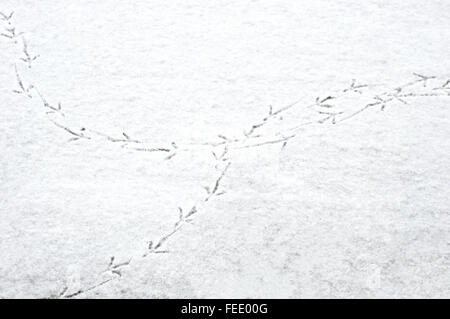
[1,0,450,298]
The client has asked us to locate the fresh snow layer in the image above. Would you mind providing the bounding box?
[1,0,450,298]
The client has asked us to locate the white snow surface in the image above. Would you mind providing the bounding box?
[1,0,450,298]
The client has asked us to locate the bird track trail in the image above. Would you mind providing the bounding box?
[2,10,449,298]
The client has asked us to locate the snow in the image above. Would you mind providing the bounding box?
[1,0,449,298]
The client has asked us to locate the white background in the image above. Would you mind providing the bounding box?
[1,0,450,298]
